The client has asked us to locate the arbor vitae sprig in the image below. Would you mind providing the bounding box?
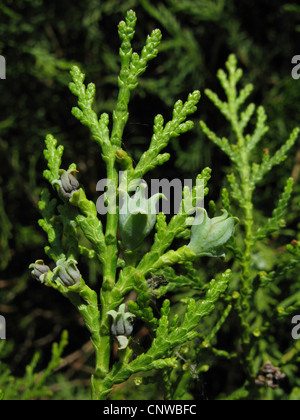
[201,55,299,284]
[200,54,300,390]
[0,331,69,400]
[30,11,236,400]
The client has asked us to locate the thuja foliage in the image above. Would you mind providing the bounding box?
[200,55,300,399]
[28,11,300,400]
[30,10,238,400]
[0,331,68,400]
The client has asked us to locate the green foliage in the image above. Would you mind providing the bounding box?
[0,331,68,400]
[200,53,300,398]
[1,1,300,402]
[28,10,237,400]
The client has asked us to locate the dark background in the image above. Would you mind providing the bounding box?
[0,0,300,399]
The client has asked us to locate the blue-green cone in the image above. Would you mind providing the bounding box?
[30,259,50,283]
[52,258,81,287]
[119,183,166,251]
[187,208,238,257]
[52,169,80,199]
[106,304,136,350]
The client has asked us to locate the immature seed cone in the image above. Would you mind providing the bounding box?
[52,258,81,287]
[119,183,166,251]
[30,260,50,283]
[52,169,80,199]
[106,304,135,350]
[188,208,238,258]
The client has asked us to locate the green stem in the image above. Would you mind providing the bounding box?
[232,116,254,284]
[231,113,255,374]
[93,83,133,399]
[93,158,119,399]
[111,87,131,147]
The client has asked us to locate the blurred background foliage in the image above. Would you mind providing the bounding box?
[0,0,300,399]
